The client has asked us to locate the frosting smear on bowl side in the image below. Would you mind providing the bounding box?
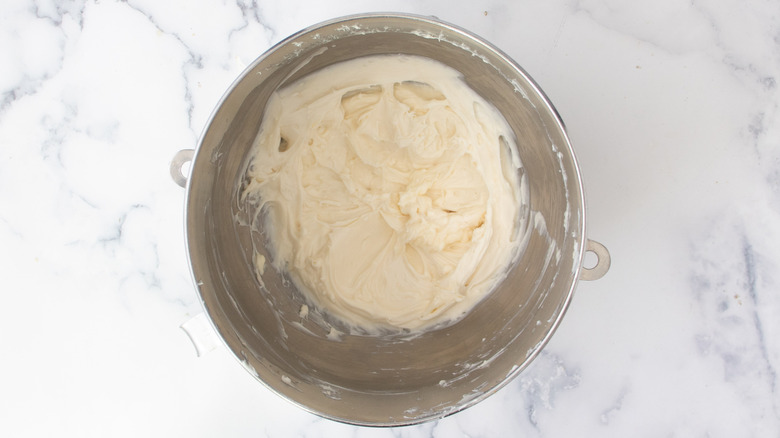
[243,54,526,331]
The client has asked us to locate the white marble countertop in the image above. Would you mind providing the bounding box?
[2,0,779,436]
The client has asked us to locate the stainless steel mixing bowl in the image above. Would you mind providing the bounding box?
[171,13,610,426]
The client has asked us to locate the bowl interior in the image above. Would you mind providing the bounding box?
[185,14,585,426]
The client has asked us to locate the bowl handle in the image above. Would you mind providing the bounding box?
[170,149,194,188]
[580,239,610,281]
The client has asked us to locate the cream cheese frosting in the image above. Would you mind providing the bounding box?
[243,54,525,331]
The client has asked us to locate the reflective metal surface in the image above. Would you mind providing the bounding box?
[178,13,609,426]
[170,148,193,188]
